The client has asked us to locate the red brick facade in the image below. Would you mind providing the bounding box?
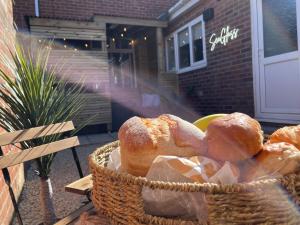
[0,0,25,224]
[13,0,255,117]
[14,0,178,30]
[166,0,254,116]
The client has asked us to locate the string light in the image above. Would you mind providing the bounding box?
[63,38,66,41]
[38,39,42,43]
[106,44,110,48]
[85,43,88,48]
[144,36,147,41]
[121,33,124,38]
[64,45,67,48]
[123,27,127,32]
[74,48,78,51]
[112,38,115,42]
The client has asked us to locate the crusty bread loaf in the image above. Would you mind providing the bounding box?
[118,114,207,177]
[268,125,300,149]
[244,142,300,182]
[206,113,263,162]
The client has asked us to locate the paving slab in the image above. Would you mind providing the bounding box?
[12,133,117,225]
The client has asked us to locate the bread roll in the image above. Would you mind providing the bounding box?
[206,113,263,162]
[244,142,300,182]
[268,125,300,149]
[118,114,207,177]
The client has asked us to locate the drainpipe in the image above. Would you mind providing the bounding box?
[35,0,40,17]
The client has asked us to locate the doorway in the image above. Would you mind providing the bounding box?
[252,0,300,123]
[109,50,140,131]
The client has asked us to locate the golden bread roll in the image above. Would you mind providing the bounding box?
[268,125,300,149]
[118,114,207,177]
[244,142,300,182]
[206,112,263,162]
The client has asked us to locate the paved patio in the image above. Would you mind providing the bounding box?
[12,133,117,225]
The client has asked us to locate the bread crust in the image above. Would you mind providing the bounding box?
[244,142,300,181]
[118,115,207,177]
[268,125,300,149]
[206,113,263,162]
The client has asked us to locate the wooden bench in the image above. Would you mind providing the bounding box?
[0,121,92,225]
[65,174,93,196]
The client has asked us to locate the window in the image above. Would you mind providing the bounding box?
[165,15,206,73]
[262,0,298,57]
[166,36,176,71]
[178,28,191,69]
[192,22,204,62]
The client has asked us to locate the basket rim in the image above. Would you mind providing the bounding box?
[89,141,297,194]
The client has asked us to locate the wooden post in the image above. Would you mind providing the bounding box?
[156,27,165,74]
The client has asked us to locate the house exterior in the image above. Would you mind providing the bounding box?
[13,0,300,129]
[165,0,299,125]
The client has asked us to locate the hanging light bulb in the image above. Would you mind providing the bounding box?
[123,27,127,32]
[63,38,66,41]
[74,48,78,51]
[85,43,88,48]
[64,45,67,48]
[144,36,147,41]
[38,39,42,43]
[112,38,115,42]
[121,33,124,38]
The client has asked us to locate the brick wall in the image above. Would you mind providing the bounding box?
[14,0,178,30]
[0,0,25,224]
[166,0,254,116]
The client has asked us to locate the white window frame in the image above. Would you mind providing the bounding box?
[165,15,207,74]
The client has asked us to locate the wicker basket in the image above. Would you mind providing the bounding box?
[89,141,300,225]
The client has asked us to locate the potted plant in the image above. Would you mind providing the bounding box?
[0,42,85,224]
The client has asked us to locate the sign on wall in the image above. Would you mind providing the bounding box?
[209,26,239,51]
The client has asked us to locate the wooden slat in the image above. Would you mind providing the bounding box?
[0,121,75,146]
[29,17,106,30]
[65,175,93,195]
[94,15,168,27]
[47,48,112,126]
[54,202,94,225]
[0,136,80,169]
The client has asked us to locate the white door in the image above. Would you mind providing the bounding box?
[252,0,300,123]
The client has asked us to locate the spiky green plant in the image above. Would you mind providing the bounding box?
[0,42,85,224]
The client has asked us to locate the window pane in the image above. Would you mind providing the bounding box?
[262,0,298,57]
[192,22,204,62]
[178,28,191,69]
[167,36,176,71]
